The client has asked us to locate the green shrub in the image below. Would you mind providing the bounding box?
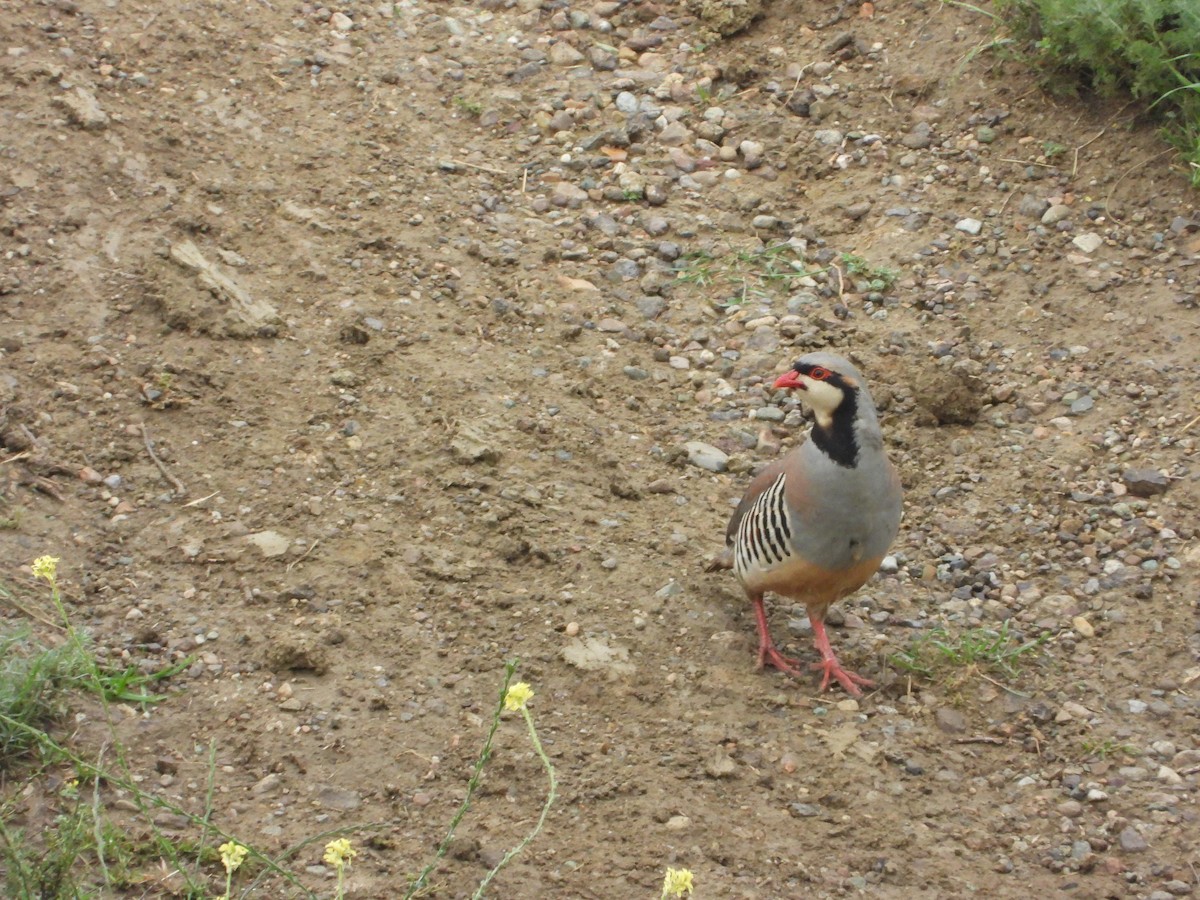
[998,0,1200,183]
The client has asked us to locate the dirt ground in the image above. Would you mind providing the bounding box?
[2,0,1199,897]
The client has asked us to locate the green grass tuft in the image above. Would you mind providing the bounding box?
[891,620,1049,683]
[0,628,91,766]
[839,252,900,292]
[1080,737,1138,759]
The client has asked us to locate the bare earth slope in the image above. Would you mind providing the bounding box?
[2,0,1198,896]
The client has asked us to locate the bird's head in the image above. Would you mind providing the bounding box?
[773,353,862,427]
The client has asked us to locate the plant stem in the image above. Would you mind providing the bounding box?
[403,660,519,899]
[471,706,558,899]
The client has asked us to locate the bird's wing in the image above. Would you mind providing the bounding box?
[723,454,791,546]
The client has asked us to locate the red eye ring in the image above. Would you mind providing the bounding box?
[808,366,830,380]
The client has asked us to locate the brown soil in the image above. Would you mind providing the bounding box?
[2,0,1199,898]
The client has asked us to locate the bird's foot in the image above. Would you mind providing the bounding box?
[757,642,804,678]
[811,658,874,697]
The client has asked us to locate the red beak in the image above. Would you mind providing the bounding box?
[773,370,804,390]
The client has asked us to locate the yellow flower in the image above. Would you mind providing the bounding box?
[219,841,249,874]
[323,838,356,869]
[662,866,694,897]
[504,682,534,712]
[31,555,60,584]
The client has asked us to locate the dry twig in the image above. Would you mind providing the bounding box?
[1105,148,1174,224]
[141,425,187,496]
[286,539,320,572]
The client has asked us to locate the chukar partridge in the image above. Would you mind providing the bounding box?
[708,352,902,696]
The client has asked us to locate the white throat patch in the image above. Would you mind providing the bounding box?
[800,378,844,426]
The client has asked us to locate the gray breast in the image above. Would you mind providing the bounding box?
[790,444,901,571]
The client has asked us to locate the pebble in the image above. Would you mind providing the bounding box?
[1118,826,1148,852]
[684,441,729,473]
[547,42,585,65]
[1041,204,1071,224]
[252,773,283,795]
[934,708,967,733]
[1072,232,1104,253]
[955,218,983,235]
[615,91,638,113]
[1122,468,1169,497]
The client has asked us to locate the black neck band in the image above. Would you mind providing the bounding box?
[811,389,859,468]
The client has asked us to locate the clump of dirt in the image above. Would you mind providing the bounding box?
[691,0,763,37]
[263,638,331,676]
[911,366,986,425]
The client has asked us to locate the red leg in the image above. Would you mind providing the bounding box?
[810,612,874,697]
[750,593,803,676]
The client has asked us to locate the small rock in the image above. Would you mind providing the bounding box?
[1157,765,1183,785]
[900,125,933,149]
[658,121,692,146]
[547,41,585,65]
[705,749,737,779]
[1072,232,1104,253]
[1118,826,1148,853]
[316,786,362,811]
[684,441,728,473]
[935,708,967,733]
[1042,204,1072,225]
[551,181,589,208]
[246,530,289,558]
[252,773,283,795]
[55,85,109,130]
[1072,616,1095,638]
[1018,195,1050,219]
[451,424,502,464]
[844,201,872,220]
[614,91,638,113]
[955,218,983,236]
[1122,468,1169,497]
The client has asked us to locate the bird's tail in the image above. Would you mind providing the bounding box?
[704,546,734,573]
